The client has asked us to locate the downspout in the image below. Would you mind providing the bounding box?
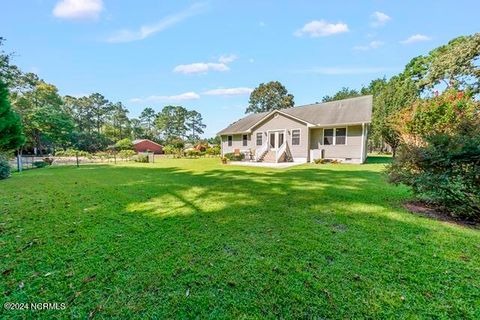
[361,123,365,163]
[220,135,223,157]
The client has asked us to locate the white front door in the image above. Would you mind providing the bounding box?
[269,131,285,151]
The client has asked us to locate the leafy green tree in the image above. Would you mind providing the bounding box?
[0,80,24,151]
[322,87,361,102]
[13,81,74,154]
[0,38,22,89]
[156,106,188,141]
[388,90,480,219]
[186,110,206,143]
[371,76,419,157]
[72,131,111,153]
[114,138,134,150]
[403,33,480,93]
[130,118,144,139]
[246,81,294,113]
[207,136,221,146]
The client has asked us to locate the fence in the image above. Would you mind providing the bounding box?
[9,154,135,172]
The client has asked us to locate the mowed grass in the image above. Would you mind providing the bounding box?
[1,157,479,319]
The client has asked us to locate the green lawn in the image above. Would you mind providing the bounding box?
[1,157,479,319]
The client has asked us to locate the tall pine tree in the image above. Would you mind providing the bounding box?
[0,80,24,151]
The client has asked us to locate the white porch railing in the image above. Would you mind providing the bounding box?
[275,141,287,163]
[255,143,269,161]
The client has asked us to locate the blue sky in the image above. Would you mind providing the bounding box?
[1,0,478,137]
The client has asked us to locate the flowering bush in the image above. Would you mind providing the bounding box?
[388,90,480,220]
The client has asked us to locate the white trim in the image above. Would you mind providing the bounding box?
[242,134,248,147]
[255,132,263,146]
[310,121,371,128]
[322,126,347,146]
[247,110,315,133]
[220,135,224,157]
[291,128,301,146]
[266,129,287,150]
[361,123,365,162]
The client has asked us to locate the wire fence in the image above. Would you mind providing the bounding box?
[9,155,136,172]
[8,153,221,172]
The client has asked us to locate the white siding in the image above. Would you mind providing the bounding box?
[251,113,309,162]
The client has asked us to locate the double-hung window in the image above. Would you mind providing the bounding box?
[323,129,334,145]
[227,135,232,147]
[242,134,248,146]
[323,128,346,145]
[256,133,262,146]
[335,128,346,145]
[292,129,300,145]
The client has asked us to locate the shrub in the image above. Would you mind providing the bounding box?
[163,145,175,155]
[33,161,47,168]
[206,146,221,156]
[314,159,326,164]
[134,154,149,163]
[55,149,90,157]
[388,91,480,221]
[0,156,11,180]
[186,149,200,158]
[115,138,134,151]
[224,152,245,161]
[118,150,136,159]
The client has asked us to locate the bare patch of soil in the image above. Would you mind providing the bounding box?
[403,201,479,229]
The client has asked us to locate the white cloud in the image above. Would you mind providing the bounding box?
[203,87,253,96]
[130,92,200,103]
[218,54,238,64]
[304,66,394,75]
[249,58,255,63]
[400,34,431,44]
[371,11,391,27]
[53,0,103,20]
[173,62,229,74]
[259,21,266,27]
[294,20,349,37]
[353,40,384,51]
[173,54,237,74]
[107,3,207,43]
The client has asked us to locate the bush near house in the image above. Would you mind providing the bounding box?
[224,152,245,161]
[387,91,480,220]
[206,146,221,156]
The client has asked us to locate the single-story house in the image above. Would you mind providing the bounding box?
[217,95,372,164]
[132,139,163,154]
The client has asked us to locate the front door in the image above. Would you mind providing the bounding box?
[269,131,285,150]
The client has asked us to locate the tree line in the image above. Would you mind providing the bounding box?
[0,37,208,155]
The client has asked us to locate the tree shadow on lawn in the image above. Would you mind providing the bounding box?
[2,164,479,319]
[365,155,392,164]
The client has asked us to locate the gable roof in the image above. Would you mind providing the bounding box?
[217,95,373,135]
[132,139,162,147]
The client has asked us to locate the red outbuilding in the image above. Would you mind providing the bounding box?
[132,139,163,154]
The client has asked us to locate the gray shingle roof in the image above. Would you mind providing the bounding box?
[217,95,373,135]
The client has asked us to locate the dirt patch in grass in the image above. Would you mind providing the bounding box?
[403,201,479,229]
